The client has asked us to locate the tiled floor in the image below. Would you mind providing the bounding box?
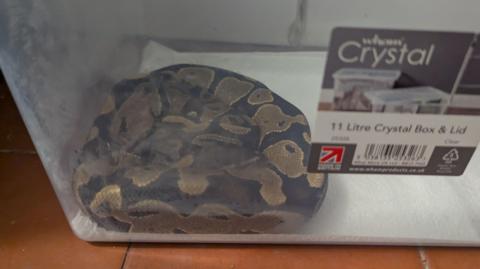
[1,75,480,269]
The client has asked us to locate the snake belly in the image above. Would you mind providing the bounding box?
[73,64,328,234]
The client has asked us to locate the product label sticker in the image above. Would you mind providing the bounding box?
[309,27,480,175]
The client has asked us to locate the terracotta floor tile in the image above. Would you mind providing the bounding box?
[0,154,127,269]
[424,247,480,269]
[123,244,423,269]
[0,74,35,152]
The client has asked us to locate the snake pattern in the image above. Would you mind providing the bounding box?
[73,64,327,234]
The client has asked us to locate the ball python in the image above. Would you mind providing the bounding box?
[73,64,327,234]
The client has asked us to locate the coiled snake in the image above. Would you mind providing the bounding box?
[73,64,327,234]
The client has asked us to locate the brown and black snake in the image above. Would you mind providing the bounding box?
[73,64,327,234]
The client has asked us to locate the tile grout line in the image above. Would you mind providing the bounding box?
[0,149,37,155]
[417,247,431,269]
[120,242,132,269]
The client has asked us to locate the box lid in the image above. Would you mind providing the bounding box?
[333,68,402,82]
[363,86,450,105]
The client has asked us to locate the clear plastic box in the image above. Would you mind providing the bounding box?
[1,0,480,245]
[332,68,401,111]
[0,0,330,241]
[363,86,450,114]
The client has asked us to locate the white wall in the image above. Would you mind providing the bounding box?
[22,0,480,48]
[305,0,480,47]
[141,0,297,46]
[108,0,480,47]
[56,0,297,46]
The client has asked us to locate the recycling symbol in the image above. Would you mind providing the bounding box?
[442,149,459,163]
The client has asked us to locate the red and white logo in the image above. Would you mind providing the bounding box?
[319,146,345,164]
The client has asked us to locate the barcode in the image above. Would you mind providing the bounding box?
[364,144,428,161]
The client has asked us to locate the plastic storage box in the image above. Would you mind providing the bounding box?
[332,68,401,111]
[1,0,480,245]
[0,0,330,241]
[362,86,450,114]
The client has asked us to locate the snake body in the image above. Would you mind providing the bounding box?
[73,64,327,234]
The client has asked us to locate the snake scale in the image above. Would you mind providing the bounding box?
[73,64,327,234]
